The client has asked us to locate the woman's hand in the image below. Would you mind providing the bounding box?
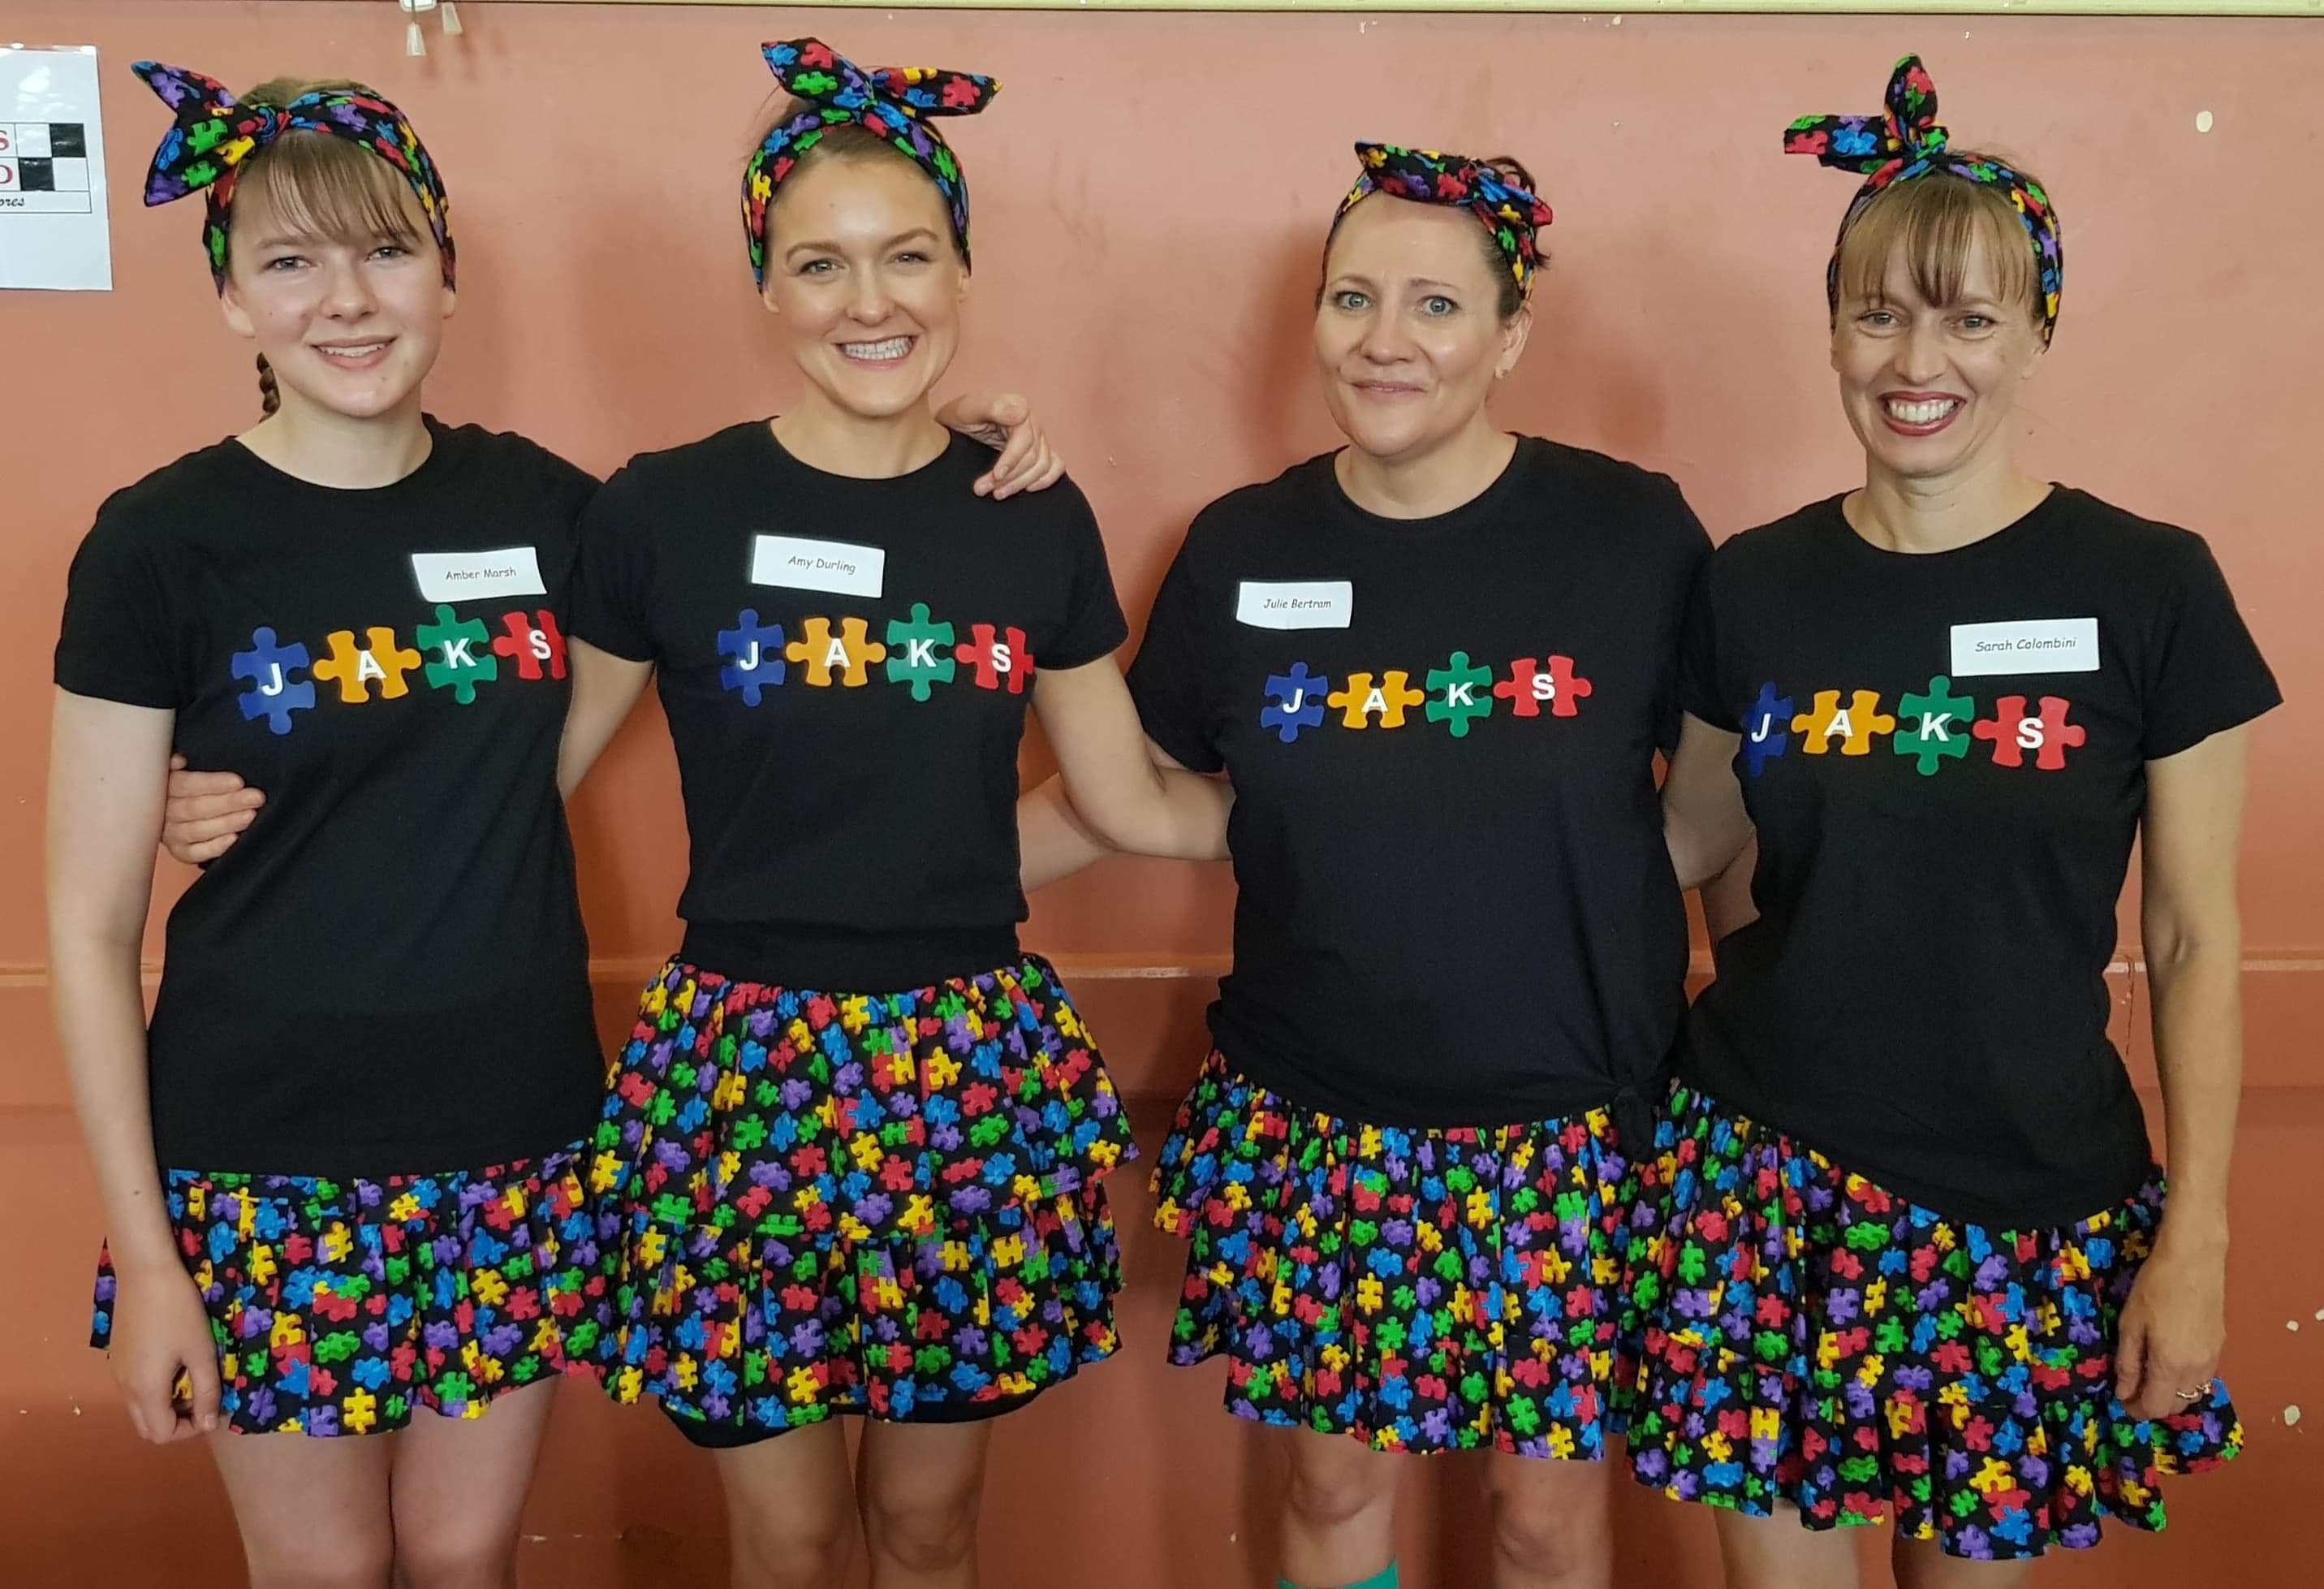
[2113,1229,2229,1422]
[107,1257,221,1444]
[934,392,1066,499]
[158,753,262,865]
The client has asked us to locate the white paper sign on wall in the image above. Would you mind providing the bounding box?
[0,45,112,292]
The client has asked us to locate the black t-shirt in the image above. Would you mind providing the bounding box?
[1678,488,2281,1228]
[1126,438,1710,1129]
[54,421,603,1178]
[567,422,1128,990]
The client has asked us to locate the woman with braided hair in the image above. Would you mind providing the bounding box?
[1635,54,2270,1587]
[81,50,1085,1589]
[49,63,616,1588]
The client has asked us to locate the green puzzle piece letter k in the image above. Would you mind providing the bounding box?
[1894,674,1977,776]
[416,606,498,705]
[1425,650,1496,740]
[884,602,958,702]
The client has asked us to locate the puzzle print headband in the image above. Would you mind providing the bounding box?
[1784,54,2061,344]
[133,62,454,292]
[1334,144,1555,301]
[744,38,999,290]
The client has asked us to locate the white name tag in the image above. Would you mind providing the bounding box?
[1949,618,2100,676]
[1235,580,1354,631]
[409,547,547,603]
[750,534,886,598]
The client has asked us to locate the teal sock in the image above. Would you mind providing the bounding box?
[1278,1566,1399,1589]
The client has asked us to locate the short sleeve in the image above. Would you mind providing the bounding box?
[515,443,599,594]
[1041,481,1130,671]
[1652,480,1715,753]
[1677,552,1737,732]
[54,500,183,709]
[567,467,661,663]
[1124,532,1223,774]
[2141,533,2281,760]
[539,450,601,553]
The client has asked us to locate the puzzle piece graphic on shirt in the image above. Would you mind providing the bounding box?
[1327,670,1423,729]
[1740,683,1794,778]
[717,610,787,706]
[1260,663,1328,743]
[787,616,887,688]
[1791,689,1895,756]
[884,604,957,702]
[313,627,423,704]
[1893,676,1977,776]
[491,611,568,680]
[1493,654,1593,719]
[415,607,498,704]
[230,628,315,736]
[955,624,1032,693]
[1972,694,2086,771]
[1425,651,1496,739]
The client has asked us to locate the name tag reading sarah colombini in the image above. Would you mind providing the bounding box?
[409,547,547,603]
[1235,580,1354,631]
[1949,617,2100,677]
[750,534,886,599]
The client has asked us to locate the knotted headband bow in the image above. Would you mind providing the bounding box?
[1334,145,1555,301]
[1784,54,2060,343]
[133,62,453,291]
[744,39,998,290]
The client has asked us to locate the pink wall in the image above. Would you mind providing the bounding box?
[4,6,2318,1584]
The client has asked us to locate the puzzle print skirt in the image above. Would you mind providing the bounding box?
[1150,1051,1649,1458]
[590,956,1133,1438]
[1624,1083,2242,1560]
[89,1144,614,1436]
